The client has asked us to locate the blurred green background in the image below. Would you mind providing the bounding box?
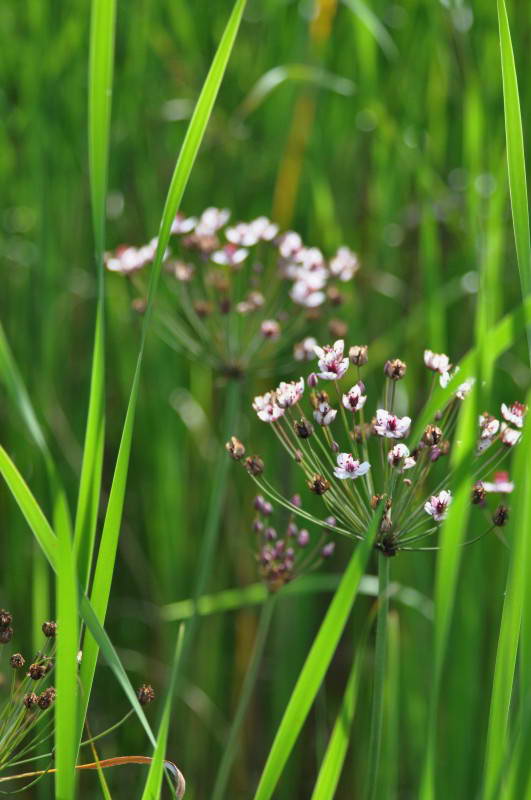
[1,0,530,796]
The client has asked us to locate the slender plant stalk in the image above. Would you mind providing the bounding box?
[212,595,276,800]
[365,555,390,800]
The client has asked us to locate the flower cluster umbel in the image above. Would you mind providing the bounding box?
[228,343,524,555]
[105,208,360,377]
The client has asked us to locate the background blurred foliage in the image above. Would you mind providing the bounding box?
[0,0,529,797]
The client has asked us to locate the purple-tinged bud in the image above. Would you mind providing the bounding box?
[286,547,295,558]
[298,529,310,547]
[430,447,442,462]
[287,522,298,537]
[290,494,302,507]
[275,540,286,554]
[253,520,264,534]
[254,495,273,515]
[329,319,348,339]
[403,478,412,487]
[324,516,337,528]
[308,372,319,388]
[357,380,366,394]
[265,527,277,541]
[294,449,303,463]
[321,542,336,559]
[349,345,368,366]
[331,440,340,453]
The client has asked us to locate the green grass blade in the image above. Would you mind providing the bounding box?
[341,0,398,59]
[0,321,72,538]
[0,445,156,747]
[310,622,370,800]
[497,0,531,321]
[252,511,381,800]
[140,626,185,800]
[161,574,433,622]
[78,0,247,745]
[482,391,531,799]
[55,509,79,799]
[419,386,478,799]
[74,0,117,590]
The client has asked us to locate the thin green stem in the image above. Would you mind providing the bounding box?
[365,555,390,800]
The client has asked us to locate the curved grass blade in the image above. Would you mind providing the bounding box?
[74,0,117,591]
[0,445,156,747]
[161,574,433,622]
[482,392,531,800]
[78,0,247,747]
[341,0,398,59]
[497,0,531,351]
[252,510,381,800]
[140,626,185,800]
[310,621,370,800]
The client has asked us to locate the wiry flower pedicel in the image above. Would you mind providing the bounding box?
[230,342,521,556]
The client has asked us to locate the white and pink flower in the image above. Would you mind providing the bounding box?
[314,402,337,426]
[478,413,500,451]
[294,337,318,361]
[260,320,281,340]
[225,222,260,247]
[424,490,452,522]
[211,244,249,267]
[195,207,230,235]
[501,401,527,429]
[424,350,451,376]
[314,340,350,380]
[500,424,521,447]
[290,280,326,308]
[278,231,303,259]
[333,453,371,480]
[388,444,416,471]
[253,392,284,423]
[171,212,197,234]
[342,384,367,413]
[329,246,359,282]
[250,216,279,241]
[482,472,514,494]
[105,240,157,274]
[374,409,411,439]
[276,378,304,409]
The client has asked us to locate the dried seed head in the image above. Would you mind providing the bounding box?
[370,494,384,509]
[349,345,368,366]
[423,425,443,446]
[225,436,246,460]
[0,627,13,644]
[131,297,147,314]
[384,358,407,381]
[307,475,331,495]
[245,456,264,476]
[294,449,304,463]
[0,609,13,628]
[42,621,57,638]
[10,653,25,669]
[493,505,509,527]
[472,483,486,506]
[193,300,214,318]
[137,684,155,706]
[23,692,38,709]
[329,319,348,339]
[37,687,56,710]
[219,298,231,314]
[326,287,343,306]
[28,663,46,681]
[294,418,314,439]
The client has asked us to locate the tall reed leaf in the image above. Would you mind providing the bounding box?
[310,623,370,800]
[0,445,156,747]
[55,513,79,799]
[140,627,185,800]
[497,0,531,327]
[0,322,72,537]
[420,386,478,799]
[74,0,117,589]
[482,391,531,800]
[78,0,247,743]
[252,511,381,800]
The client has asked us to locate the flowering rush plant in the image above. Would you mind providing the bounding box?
[105,208,360,377]
[227,342,525,555]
